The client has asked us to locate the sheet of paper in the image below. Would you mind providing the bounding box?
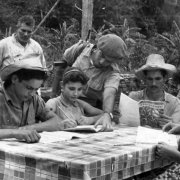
[119,93,140,126]
[64,125,102,133]
[136,126,178,147]
[39,131,88,144]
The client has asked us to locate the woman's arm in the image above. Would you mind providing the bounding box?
[77,99,103,116]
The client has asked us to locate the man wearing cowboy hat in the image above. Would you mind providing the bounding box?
[51,34,128,131]
[129,54,180,128]
[0,56,77,143]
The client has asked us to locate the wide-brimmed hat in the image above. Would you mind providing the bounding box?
[135,54,176,80]
[97,34,129,62]
[0,55,47,81]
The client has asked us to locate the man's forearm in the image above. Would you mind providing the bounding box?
[0,129,16,139]
[21,118,65,132]
[103,88,116,113]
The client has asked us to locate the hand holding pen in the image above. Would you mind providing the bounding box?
[58,106,78,129]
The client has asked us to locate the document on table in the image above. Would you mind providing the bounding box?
[119,93,140,126]
[64,125,102,133]
[39,131,88,144]
[136,126,178,147]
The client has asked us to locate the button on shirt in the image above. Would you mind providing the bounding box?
[129,89,180,124]
[46,95,84,121]
[0,86,48,129]
[0,34,46,70]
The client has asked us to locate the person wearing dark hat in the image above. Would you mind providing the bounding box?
[129,53,180,128]
[51,34,128,131]
[0,56,78,143]
[0,15,46,85]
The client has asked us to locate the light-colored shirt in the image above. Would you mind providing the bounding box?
[129,89,180,124]
[63,42,121,100]
[0,34,46,70]
[0,86,49,129]
[46,95,84,121]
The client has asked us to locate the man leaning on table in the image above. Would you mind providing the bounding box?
[52,34,129,131]
[0,56,78,143]
[129,54,180,128]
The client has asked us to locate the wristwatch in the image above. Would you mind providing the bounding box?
[104,111,114,120]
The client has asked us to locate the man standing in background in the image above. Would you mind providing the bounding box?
[0,15,46,85]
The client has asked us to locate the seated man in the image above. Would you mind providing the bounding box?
[129,54,180,128]
[0,56,77,143]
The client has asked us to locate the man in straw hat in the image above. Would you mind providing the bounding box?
[129,53,180,128]
[51,34,129,131]
[0,56,77,143]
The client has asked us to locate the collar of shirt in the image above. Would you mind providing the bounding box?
[59,94,79,107]
[12,33,31,47]
[2,83,31,109]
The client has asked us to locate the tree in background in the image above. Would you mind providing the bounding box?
[1,0,180,87]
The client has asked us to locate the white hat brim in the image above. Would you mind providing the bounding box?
[135,64,176,80]
[0,56,47,81]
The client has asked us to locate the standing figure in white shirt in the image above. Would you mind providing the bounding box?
[0,15,46,83]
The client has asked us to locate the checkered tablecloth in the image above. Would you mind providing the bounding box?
[0,127,171,180]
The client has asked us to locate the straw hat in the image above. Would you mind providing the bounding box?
[135,54,176,80]
[0,55,47,81]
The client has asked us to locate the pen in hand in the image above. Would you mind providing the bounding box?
[58,106,79,125]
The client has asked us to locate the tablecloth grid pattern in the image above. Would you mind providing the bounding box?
[0,127,172,180]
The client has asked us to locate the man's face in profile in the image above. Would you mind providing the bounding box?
[91,48,116,68]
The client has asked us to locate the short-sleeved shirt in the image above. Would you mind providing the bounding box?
[63,42,121,100]
[0,86,49,129]
[129,89,180,124]
[0,34,46,71]
[46,95,84,121]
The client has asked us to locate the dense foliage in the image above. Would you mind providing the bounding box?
[1,0,180,87]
